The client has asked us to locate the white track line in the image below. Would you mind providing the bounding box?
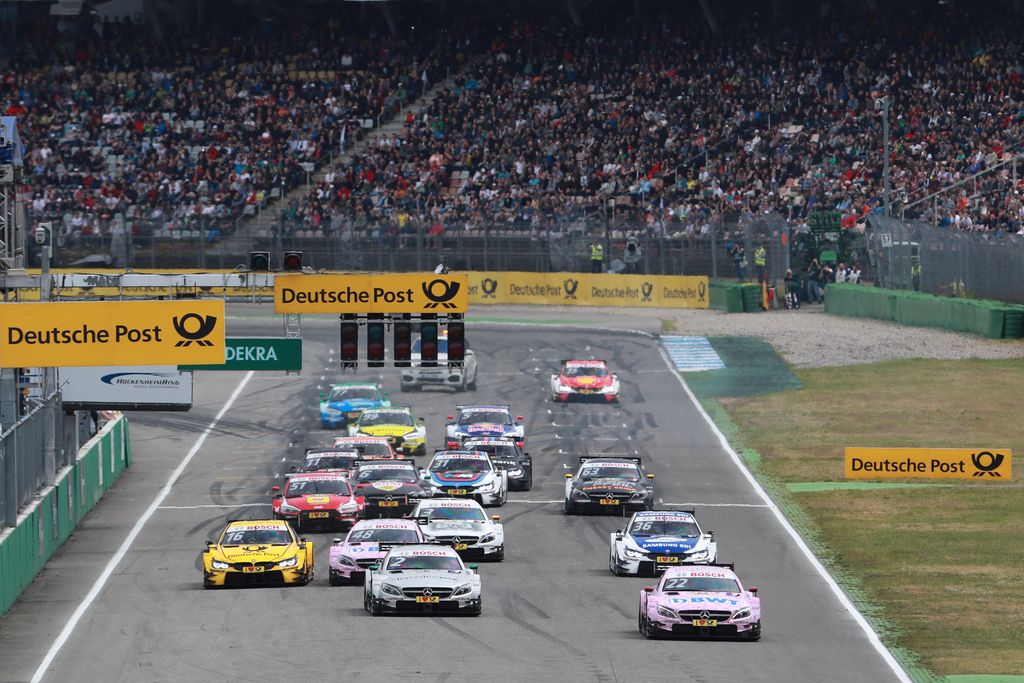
[157,503,269,510]
[31,371,255,683]
[656,345,911,683]
[504,500,770,507]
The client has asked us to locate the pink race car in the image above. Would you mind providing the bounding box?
[639,564,761,640]
[328,518,425,586]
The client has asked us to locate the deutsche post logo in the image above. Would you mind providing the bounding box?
[563,278,579,300]
[172,313,218,347]
[481,278,498,299]
[698,281,707,301]
[641,282,653,302]
[971,451,1005,477]
[422,278,461,309]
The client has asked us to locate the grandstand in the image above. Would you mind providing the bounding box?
[7,0,1024,271]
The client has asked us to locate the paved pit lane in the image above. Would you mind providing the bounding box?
[0,316,905,683]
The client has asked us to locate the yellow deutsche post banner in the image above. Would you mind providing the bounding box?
[467,272,709,308]
[845,447,1012,480]
[274,273,468,314]
[0,300,225,367]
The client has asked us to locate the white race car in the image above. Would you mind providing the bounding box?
[610,509,717,576]
[421,450,508,507]
[410,498,504,561]
[550,359,620,402]
[364,545,482,615]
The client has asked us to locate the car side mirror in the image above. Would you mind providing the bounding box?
[447,415,454,421]
[516,416,524,422]
[468,564,479,572]
[319,392,327,400]
[272,485,280,492]
[369,564,380,571]
[707,529,714,537]
[491,515,501,521]
[417,417,424,422]
[288,465,296,472]
[749,587,759,595]
[646,473,655,480]
[332,537,342,544]
[205,540,213,547]
[383,392,391,398]
[565,473,573,479]
[642,586,655,593]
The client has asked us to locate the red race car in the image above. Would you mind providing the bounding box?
[272,472,364,531]
[550,359,620,402]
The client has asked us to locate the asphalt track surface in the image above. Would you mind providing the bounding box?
[0,315,901,682]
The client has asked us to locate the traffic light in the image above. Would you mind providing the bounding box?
[447,314,465,366]
[394,314,412,367]
[340,314,358,369]
[420,314,438,367]
[249,251,270,271]
[367,316,385,367]
[283,251,303,271]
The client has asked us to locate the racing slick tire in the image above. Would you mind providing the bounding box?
[522,473,533,491]
[470,597,482,616]
[749,622,762,641]
[329,573,347,587]
[491,546,505,562]
[365,593,383,616]
[639,611,658,639]
[564,500,578,515]
[609,550,623,576]
[467,372,477,391]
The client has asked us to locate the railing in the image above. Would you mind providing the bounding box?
[1,392,68,528]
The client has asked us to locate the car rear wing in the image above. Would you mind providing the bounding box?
[708,562,735,571]
[560,359,607,364]
[455,405,510,411]
[578,455,642,466]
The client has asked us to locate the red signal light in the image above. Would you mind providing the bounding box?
[394,315,412,368]
[340,314,358,367]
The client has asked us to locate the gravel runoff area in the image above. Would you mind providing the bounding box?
[477,304,1024,368]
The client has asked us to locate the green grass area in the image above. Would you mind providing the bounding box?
[660,317,679,333]
[721,358,1024,677]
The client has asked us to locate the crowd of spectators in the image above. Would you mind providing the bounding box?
[283,5,1024,239]
[9,4,1024,249]
[6,12,462,245]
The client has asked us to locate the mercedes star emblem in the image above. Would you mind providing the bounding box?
[700,611,711,620]
[422,588,433,596]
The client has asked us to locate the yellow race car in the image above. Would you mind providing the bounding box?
[348,407,427,456]
[202,519,314,588]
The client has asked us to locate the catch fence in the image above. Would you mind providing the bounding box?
[0,393,69,528]
[866,216,1024,303]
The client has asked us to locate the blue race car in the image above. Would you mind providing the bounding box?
[444,405,525,450]
[319,383,391,429]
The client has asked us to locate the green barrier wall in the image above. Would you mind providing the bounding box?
[0,416,131,616]
[709,281,744,313]
[824,284,1024,339]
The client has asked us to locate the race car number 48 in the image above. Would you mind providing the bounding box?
[415,596,441,604]
[692,619,717,627]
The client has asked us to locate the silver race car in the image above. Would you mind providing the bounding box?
[411,498,505,561]
[363,545,482,615]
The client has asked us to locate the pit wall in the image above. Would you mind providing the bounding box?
[0,415,131,616]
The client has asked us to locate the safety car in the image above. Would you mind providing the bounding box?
[286,447,361,479]
[329,518,426,585]
[422,450,508,507]
[351,460,431,518]
[412,498,504,561]
[638,563,761,640]
[610,509,717,575]
[272,471,364,531]
[401,331,478,392]
[444,405,524,450]
[348,407,427,456]
[564,456,655,514]
[364,545,482,615]
[319,383,390,429]
[550,359,620,402]
[462,437,532,490]
[201,519,313,588]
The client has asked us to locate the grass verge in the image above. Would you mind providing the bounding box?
[719,358,1024,677]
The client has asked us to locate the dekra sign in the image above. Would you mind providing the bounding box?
[227,345,280,362]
